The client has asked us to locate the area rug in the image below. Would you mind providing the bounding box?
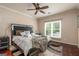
[10,45,62,56]
[10,45,24,56]
[0,54,6,56]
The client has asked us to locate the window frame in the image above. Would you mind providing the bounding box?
[44,20,61,38]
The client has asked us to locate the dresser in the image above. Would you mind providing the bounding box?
[0,37,9,50]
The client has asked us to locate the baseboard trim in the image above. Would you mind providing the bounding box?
[50,40,78,48]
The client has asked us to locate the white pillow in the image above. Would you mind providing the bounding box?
[20,32,26,37]
[20,31,30,37]
[24,31,30,35]
[31,33,40,37]
[31,33,36,36]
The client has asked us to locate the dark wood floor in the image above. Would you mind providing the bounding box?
[48,41,79,56]
[62,44,79,56]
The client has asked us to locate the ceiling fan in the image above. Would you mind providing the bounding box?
[27,3,49,15]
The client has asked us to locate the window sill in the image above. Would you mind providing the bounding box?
[50,37,61,40]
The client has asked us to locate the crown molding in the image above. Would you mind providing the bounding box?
[0,5,35,19]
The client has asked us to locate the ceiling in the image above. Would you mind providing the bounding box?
[0,3,79,18]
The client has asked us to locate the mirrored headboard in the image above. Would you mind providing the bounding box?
[11,24,33,36]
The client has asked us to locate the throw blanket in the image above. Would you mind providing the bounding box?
[32,36,48,52]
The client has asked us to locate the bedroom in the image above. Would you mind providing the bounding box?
[0,3,79,56]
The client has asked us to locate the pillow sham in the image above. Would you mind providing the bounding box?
[31,33,39,36]
[24,31,30,35]
[20,31,30,37]
[20,32,26,37]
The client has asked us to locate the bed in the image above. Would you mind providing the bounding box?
[11,24,47,56]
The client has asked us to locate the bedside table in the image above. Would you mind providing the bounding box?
[0,37,9,50]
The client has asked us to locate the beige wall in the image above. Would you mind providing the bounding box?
[0,6,38,37]
[37,9,78,46]
[77,9,79,47]
[0,5,79,46]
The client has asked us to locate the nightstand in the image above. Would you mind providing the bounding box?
[0,37,9,50]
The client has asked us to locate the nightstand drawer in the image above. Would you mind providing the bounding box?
[0,38,8,42]
[0,37,9,50]
[0,46,8,49]
[0,43,8,47]
[0,41,9,44]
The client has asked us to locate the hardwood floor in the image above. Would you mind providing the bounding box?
[62,44,79,56]
[48,41,79,56]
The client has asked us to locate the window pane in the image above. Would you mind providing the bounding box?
[53,22,59,30]
[46,30,51,35]
[45,23,51,35]
[46,23,51,30]
[53,22,60,37]
[45,20,61,38]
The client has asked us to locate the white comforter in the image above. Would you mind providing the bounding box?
[13,36,32,56]
[13,35,47,56]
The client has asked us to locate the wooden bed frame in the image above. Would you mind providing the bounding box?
[11,24,33,54]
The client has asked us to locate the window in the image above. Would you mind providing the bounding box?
[45,20,61,38]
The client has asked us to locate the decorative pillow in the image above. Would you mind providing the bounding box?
[31,33,40,37]
[20,32,27,37]
[16,30,24,36]
[20,32,26,37]
[20,31,30,37]
[24,31,30,35]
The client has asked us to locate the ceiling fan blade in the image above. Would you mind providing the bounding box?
[40,10,45,14]
[35,10,38,15]
[33,3,37,8]
[27,9,36,10]
[40,6,49,9]
[37,3,39,8]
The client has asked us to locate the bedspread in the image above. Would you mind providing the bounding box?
[13,36,48,56]
[13,36,32,55]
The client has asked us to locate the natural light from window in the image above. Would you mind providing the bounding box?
[44,20,61,38]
